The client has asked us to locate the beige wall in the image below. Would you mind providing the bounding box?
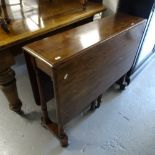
[103,0,119,16]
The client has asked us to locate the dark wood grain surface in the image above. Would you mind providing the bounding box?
[53,20,146,124]
[0,0,105,50]
[23,14,146,146]
[23,14,146,124]
[24,14,145,69]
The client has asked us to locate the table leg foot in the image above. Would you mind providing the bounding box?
[125,75,131,86]
[90,94,102,111]
[41,117,69,147]
[0,68,22,113]
[117,74,130,90]
[60,132,69,147]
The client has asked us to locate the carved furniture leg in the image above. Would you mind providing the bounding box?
[80,0,87,10]
[33,61,68,147]
[0,69,22,112]
[0,50,22,112]
[1,0,10,23]
[0,2,10,33]
[0,16,9,33]
[58,125,68,147]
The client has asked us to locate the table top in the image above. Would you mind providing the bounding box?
[0,0,105,50]
[23,14,146,68]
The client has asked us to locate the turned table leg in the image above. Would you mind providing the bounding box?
[36,69,68,147]
[80,0,87,10]
[0,3,10,33]
[0,50,22,112]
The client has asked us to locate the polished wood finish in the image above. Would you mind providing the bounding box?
[23,14,146,146]
[0,0,105,112]
[24,14,145,69]
[0,0,105,49]
[0,0,87,26]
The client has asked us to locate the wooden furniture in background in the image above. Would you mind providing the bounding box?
[23,14,146,147]
[0,0,10,32]
[0,0,105,113]
[0,0,87,29]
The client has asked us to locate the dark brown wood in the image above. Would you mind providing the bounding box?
[0,50,22,112]
[23,14,145,68]
[24,53,68,146]
[32,58,68,147]
[52,20,146,124]
[0,16,9,33]
[23,14,146,146]
[24,52,41,105]
[0,3,9,33]
[0,0,105,112]
[80,0,88,10]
